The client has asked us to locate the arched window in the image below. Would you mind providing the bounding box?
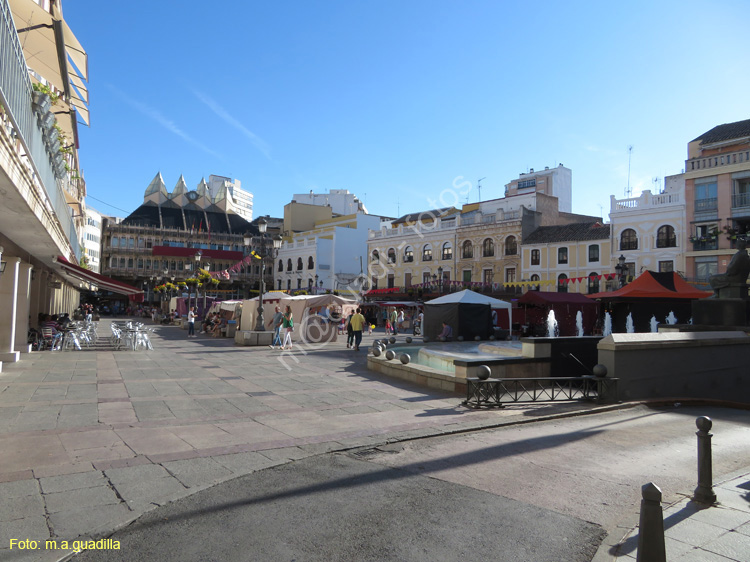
[442,242,452,260]
[127,258,134,268]
[588,272,600,294]
[531,249,540,265]
[504,236,517,256]
[297,257,303,270]
[387,248,397,264]
[482,238,494,257]
[530,274,540,291]
[422,244,432,261]
[308,256,314,269]
[371,250,379,262]
[404,246,414,262]
[287,259,292,271]
[137,258,144,269]
[462,240,473,259]
[278,259,283,272]
[620,229,638,251]
[557,274,568,293]
[656,225,676,248]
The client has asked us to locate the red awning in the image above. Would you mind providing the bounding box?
[55,256,143,296]
[587,271,712,300]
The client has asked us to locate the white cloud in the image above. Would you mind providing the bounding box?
[193,90,271,160]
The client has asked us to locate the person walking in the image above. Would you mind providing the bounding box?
[268,306,283,349]
[280,306,294,350]
[187,307,196,337]
[345,311,355,349]
[390,307,398,335]
[349,307,366,351]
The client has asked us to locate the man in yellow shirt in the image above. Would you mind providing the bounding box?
[348,307,366,351]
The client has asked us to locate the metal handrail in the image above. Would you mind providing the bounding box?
[463,376,619,409]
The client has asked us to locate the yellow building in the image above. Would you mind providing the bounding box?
[521,222,613,294]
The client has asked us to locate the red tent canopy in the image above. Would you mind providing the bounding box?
[588,271,712,300]
[55,256,143,296]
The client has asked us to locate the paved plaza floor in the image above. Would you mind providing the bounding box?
[1,320,748,561]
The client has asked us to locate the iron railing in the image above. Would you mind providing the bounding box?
[463,376,619,409]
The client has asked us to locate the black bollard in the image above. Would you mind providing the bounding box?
[693,416,717,504]
[636,482,666,562]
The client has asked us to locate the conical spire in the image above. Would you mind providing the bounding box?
[144,172,167,197]
[172,174,188,195]
[196,177,209,197]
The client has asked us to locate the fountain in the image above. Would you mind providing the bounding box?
[626,313,635,333]
[576,311,583,337]
[603,312,612,336]
[666,311,678,325]
[546,310,559,338]
[650,316,658,333]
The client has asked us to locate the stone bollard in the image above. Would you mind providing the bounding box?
[636,482,666,562]
[693,416,717,504]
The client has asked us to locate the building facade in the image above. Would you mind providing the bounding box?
[101,174,270,305]
[505,164,573,213]
[208,175,253,222]
[0,0,90,366]
[82,206,103,273]
[609,176,686,281]
[522,222,613,294]
[683,119,750,286]
[292,189,368,216]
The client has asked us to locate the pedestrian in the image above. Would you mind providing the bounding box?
[397,309,405,332]
[385,317,392,335]
[187,307,196,337]
[268,306,283,349]
[390,307,398,335]
[346,310,355,348]
[280,305,294,350]
[349,307,366,351]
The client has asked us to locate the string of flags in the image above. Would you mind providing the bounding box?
[410,274,619,290]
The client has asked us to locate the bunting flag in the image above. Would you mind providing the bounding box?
[207,219,211,243]
[198,220,203,233]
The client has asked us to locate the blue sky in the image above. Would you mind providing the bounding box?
[64,0,750,222]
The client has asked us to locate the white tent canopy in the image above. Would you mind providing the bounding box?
[426,290,512,327]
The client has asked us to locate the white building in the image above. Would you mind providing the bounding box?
[208,175,253,221]
[82,206,103,273]
[292,189,368,215]
[505,164,573,213]
[276,212,382,295]
[608,176,686,278]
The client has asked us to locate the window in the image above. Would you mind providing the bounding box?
[422,245,432,261]
[278,280,282,290]
[404,246,413,262]
[387,274,394,288]
[531,249,540,265]
[308,257,314,269]
[371,276,378,290]
[146,259,151,270]
[111,237,119,248]
[278,259,283,272]
[482,214,495,224]
[463,270,472,282]
[287,259,292,272]
[658,261,674,272]
[442,242,452,260]
[128,238,135,249]
[137,259,143,269]
[587,272,600,294]
[482,238,494,257]
[422,272,432,284]
[588,245,599,262]
[656,225,676,248]
[518,179,536,189]
[530,274,540,290]
[557,274,568,293]
[127,258,134,268]
[620,229,638,251]
[695,181,718,211]
[558,247,568,264]
[371,250,379,262]
[287,279,291,290]
[483,269,494,284]
[504,236,517,256]
[297,258,303,270]
[462,240,473,259]
[505,268,516,283]
[405,272,412,287]
[695,260,717,281]
[733,177,750,208]
[119,257,126,269]
[387,248,396,264]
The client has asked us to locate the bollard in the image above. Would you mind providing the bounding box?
[693,416,717,504]
[636,482,666,562]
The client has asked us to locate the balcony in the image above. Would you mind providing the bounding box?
[695,197,718,212]
[732,192,750,209]
[691,238,718,252]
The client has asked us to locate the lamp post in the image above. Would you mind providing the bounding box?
[314,274,319,295]
[614,254,627,288]
[437,266,443,294]
[250,219,283,331]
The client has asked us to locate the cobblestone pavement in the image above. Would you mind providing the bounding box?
[1,320,602,561]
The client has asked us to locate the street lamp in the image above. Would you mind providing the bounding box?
[314,274,319,294]
[614,255,627,288]
[437,266,443,294]
[251,219,283,331]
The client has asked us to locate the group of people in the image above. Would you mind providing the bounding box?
[186,308,226,338]
[268,306,295,350]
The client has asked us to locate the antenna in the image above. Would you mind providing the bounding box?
[477,177,486,202]
[625,145,633,197]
